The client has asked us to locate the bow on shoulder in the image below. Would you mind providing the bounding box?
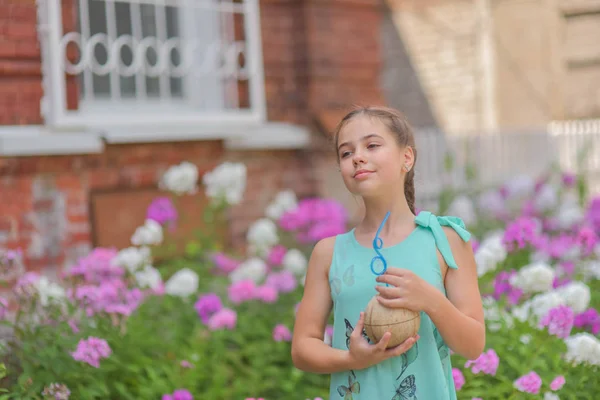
[415,211,471,269]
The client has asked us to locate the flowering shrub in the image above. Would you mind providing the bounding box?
[0,160,599,399]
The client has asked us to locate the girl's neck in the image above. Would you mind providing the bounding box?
[359,197,415,234]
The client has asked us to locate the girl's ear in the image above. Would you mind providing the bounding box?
[403,146,415,172]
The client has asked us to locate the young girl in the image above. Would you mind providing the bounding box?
[291,106,485,399]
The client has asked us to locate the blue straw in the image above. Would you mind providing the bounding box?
[370,211,391,287]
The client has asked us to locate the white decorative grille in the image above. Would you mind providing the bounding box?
[37,0,266,128]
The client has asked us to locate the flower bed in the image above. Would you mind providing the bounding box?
[0,162,599,400]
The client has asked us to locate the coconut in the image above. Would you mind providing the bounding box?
[363,296,421,348]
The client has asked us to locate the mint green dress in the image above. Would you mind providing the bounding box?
[328,211,471,400]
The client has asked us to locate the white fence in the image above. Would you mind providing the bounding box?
[413,120,600,207]
[36,0,266,129]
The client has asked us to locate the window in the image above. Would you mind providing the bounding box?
[38,0,265,127]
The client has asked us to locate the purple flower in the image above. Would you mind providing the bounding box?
[266,245,287,267]
[279,198,347,243]
[492,270,522,305]
[562,172,577,187]
[539,305,575,338]
[574,308,600,335]
[550,375,566,391]
[576,226,598,256]
[163,389,193,400]
[194,293,223,324]
[65,248,123,284]
[71,337,112,368]
[42,383,71,400]
[464,349,499,376]
[452,368,465,390]
[502,217,539,252]
[585,196,600,233]
[211,253,240,274]
[146,197,178,228]
[265,271,298,293]
[514,371,542,394]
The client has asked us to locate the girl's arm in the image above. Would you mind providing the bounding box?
[426,227,486,360]
[291,237,354,374]
[375,227,485,360]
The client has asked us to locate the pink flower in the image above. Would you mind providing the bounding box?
[550,375,565,391]
[71,337,112,368]
[207,308,237,331]
[502,217,539,252]
[576,226,598,256]
[163,389,193,400]
[228,280,256,305]
[539,305,574,339]
[574,308,600,335]
[273,324,292,342]
[194,293,222,324]
[212,253,241,274]
[514,371,542,394]
[146,196,178,228]
[267,245,287,267]
[180,360,193,368]
[255,285,278,303]
[265,271,297,293]
[464,349,499,376]
[452,368,465,390]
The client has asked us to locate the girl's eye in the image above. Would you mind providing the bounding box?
[340,151,351,158]
[367,143,380,149]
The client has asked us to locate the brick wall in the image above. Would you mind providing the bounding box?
[0,0,387,274]
[0,1,42,125]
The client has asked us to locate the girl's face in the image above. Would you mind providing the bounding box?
[337,115,410,197]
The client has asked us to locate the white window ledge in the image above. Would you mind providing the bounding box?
[0,126,104,156]
[0,122,310,156]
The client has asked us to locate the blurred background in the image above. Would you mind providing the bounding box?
[1,0,600,398]
[1,0,599,270]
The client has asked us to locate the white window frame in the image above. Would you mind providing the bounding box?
[36,0,266,130]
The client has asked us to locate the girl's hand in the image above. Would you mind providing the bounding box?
[374,267,436,313]
[348,312,419,370]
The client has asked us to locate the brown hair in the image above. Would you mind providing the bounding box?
[333,106,417,214]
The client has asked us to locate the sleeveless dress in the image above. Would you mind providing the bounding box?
[328,211,471,400]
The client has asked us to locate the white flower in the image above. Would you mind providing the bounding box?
[324,329,333,346]
[229,257,267,284]
[520,334,532,344]
[265,190,298,220]
[202,162,247,205]
[527,291,567,319]
[247,218,279,257]
[159,161,199,195]
[505,175,535,199]
[564,333,600,366]
[474,232,506,277]
[534,184,558,212]
[509,262,555,294]
[134,265,163,290]
[544,392,560,400]
[36,277,66,306]
[283,249,308,276]
[555,193,584,229]
[112,246,151,273]
[164,268,199,297]
[580,260,600,281]
[483,297,513,331]
[554,281,590,314]
[446,195,476,226]
[477,189,506,217]
[131,219,163,246]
